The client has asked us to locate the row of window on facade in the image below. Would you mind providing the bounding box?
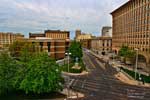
[130,47,150,52]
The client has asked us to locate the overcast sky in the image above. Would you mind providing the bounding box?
[0,0,127,38]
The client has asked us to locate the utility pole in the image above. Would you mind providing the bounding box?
[135,48,138,80]
[65,52,71,99]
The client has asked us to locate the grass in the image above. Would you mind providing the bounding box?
[120,67,150,83]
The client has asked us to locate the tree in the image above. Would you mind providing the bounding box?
[0,51,17,95]
[17,52,63,94]
[69,41,83,62]
[119,45,135,58]
[0,41,64,94]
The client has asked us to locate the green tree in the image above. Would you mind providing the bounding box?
[119,45,135,58]
[0,51,17,95]
[69,41,83,62]
[18,52,63,94]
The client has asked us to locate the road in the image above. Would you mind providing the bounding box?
[68,49,150,100]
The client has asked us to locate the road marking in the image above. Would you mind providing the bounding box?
[96,58,106,70]
[82,80,86,88]
[84,53,96,68]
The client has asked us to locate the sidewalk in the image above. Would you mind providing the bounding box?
[89,50,150,87]
[61,88,84,100]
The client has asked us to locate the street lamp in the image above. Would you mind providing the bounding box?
[134,48,139,80]
[65,52,71,99]
[65,52,72,73]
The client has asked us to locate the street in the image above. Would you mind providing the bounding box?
[68,50,150,100]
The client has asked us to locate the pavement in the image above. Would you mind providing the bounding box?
[64,49,150,100]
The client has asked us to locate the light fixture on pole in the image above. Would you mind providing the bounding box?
[65,52,71,99]
[134,48,139,80]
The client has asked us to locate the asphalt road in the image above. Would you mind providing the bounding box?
[68,50,150,100]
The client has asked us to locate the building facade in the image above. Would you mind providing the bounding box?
[29,33,45,38]
[102,26,112,37]
[28,38,69,60]
[0,32,24,49]
[91,37,112,55]
[75,30,93,42]
[28,30,70,60]
[111,0,150,71]
[45,30,69,39]
[80,39,91,49]
[29,30,70,39]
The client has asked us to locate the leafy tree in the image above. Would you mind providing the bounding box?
[118,45,136,61]
[0,41,64,95]
[0,51,17,95]
[17,52,63,94]
[9,41,39,59]
[118,45,129,57]
[69,41,83,62]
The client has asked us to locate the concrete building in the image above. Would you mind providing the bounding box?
[102,26,112,37]
[91,37,112,55]
[111,0,150,71]
[0,32,24,49]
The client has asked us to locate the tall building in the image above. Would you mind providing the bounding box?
[0,32,24,49]
[102,26,112,37]
[111,0,150,71]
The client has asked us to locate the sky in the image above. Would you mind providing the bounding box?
[0,0,127,38]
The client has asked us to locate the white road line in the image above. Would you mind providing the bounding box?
[82,80,86,88]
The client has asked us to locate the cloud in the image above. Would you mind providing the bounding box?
[0,0,128,38]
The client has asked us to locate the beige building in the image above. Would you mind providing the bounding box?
[111,0,150,71]
[75,30,93,41]
[91,37,112,55]
[0,32,24,49]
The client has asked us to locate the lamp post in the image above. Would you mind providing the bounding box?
[134,48,139,80]
[65,52,71,99]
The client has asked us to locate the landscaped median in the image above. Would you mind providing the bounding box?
[61,60,86,74]
[120,67,150,83]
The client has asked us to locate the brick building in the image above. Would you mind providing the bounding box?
[28,38,69,60]
[29,30,70,60]
[111,0,150,71]
[0,32,24,49]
